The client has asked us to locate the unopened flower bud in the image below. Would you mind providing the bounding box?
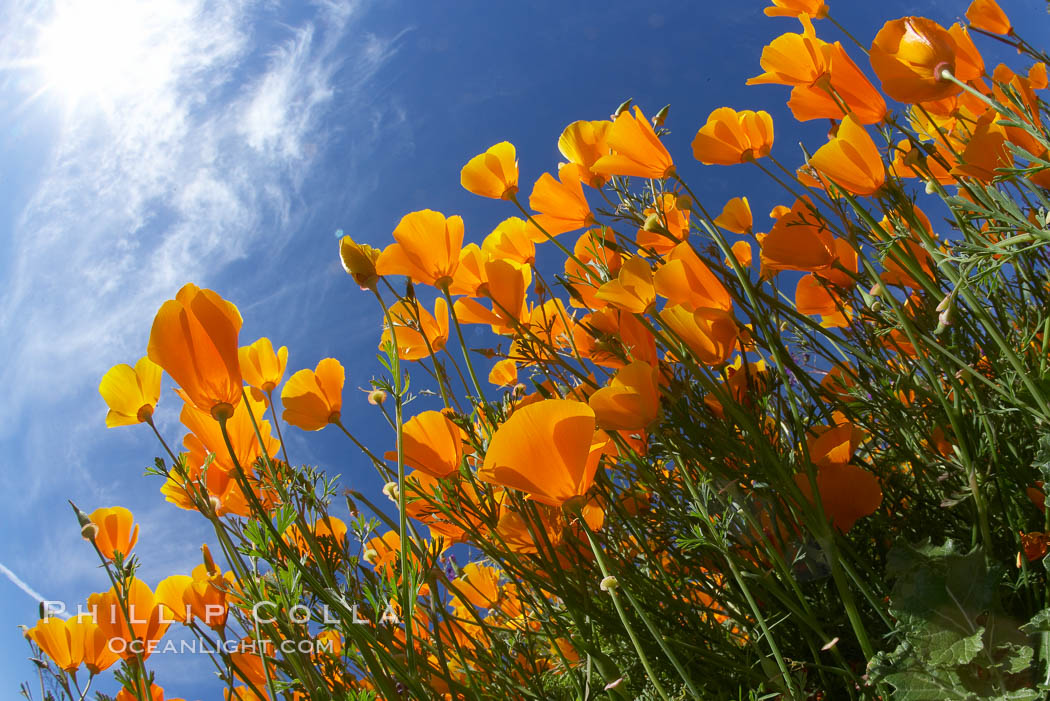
[642,213,664,233]
[81,523,99,541]
[208,495,223,514]
[611,98,632,119]
[924,180,938,195]
[935,294,952,313]
[202,544,219,577]
[599,575,619,592]
[368,389,387,406]
[869,283,884,298]
[675,194,693,211]
[651,104,670,127]
[363,548,379,564]
[382,482,400,503]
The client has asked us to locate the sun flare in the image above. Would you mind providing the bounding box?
[34,0,167,110]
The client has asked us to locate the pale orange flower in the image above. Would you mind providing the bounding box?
[528,163,595,237]
[385,410,464,479]
[588,360,661,431]
[763,0,828,19]
[281,358,344,431]
[238,337,288,395]
[339,235,381,290]
[558,119,613,187]
[99,356,161,427]
[89,506,139,560]
[461,141,519,199]
[691,108,774,165]
[381,298,450,360]
[714,197,753,234]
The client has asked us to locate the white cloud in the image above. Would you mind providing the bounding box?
[0,0,404,507]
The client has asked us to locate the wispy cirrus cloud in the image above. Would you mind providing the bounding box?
[0,0,405,507]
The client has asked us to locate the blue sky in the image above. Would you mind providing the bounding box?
[1,0,1047,697]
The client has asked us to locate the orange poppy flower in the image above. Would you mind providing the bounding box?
[281,358,344,431]
[99,356,162,427]
[691,107,774,165]
[385,410,464,479]
[870,17,961,104]
[453,563,501,608]
[591,106,675,180]
[759,199,836,276]
[748,17,828,88]
[479,399,608,506]
[461,141,519,200]
[636,193,690,254]
[528,163,596,237]
[787,41,887,125]
[89,578,171,660]
[89,506,139,560]
[482,217,536,265]
[808,115,885,196]
[714,197,752,234]
[238,337,288,395]
[596,255,655,314]
[76,615,120,674]
[659,305,739,366]
[793,423,881,531]
[488,359,518,387]
[381,297,449,360]
[558,119,613,187]
[947,24,985,83]
[339,234,381,290]
[148,283,243,420]
[454,259,531,334]
[966,0,1011,35]
[653,242,732,311]
[375,209,464,290]
[951,111,1009,183]
[588,360,661,431]
[763,0,828,18]
[1030,63,1048,90]
[728,241,753,269]
[25,616,83,673]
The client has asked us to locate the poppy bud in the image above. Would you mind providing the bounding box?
[599,575,619,592]
[367,389,387,406]
[81,523,99,541]
[675,194,693,211]
[642,213,665,233]
[611,98,633,119]
[651,104,670,127]
[382,482,400,503]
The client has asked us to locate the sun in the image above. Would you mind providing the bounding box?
[34,0,163,112]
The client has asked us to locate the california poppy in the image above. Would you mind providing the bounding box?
[89,578,171,660]
[480,399,608,506]
[653,242,732,311]
[99,356,162,427]
[454,259,531,334]
[558,119,613,187]
[808,114,885,196]
[691,107,774,165]
[238,337,288,395]
[281,358,344,431]
[339,235,381,290]
[759,199,837,276]
[528,163,596,236]
[714,197,753,234]
[148,283,243,420]
[453,563,501,608]
[25,616,82,673]
[748,17,828,88]
[89,506,139,560]
[659,305,739,366]
[375,209,464,290]
[461,141,519,200]
[596,255,655,314]
[381,297,449,360]
[488,359,518,387]
[763,0,828,19]
[385,410,464,479]
[870,17,961,104]
[787,40,887,125]
[966,0,1011,35]
[482,217,536,265]
[588,360,661,431]
[592,106,675,180]
[180,392,280,472]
